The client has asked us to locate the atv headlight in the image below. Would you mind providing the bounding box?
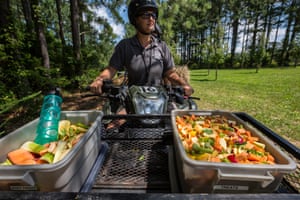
[133,95,165,114]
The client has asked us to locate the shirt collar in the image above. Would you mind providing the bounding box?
[131,35,158,49]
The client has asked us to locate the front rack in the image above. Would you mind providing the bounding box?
[84,113,299,194]
[92,114,174,193]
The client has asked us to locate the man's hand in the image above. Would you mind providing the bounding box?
[89,77,103,94]
[164,68,194,96]
[89,66,117,94]
[183,85,194,96]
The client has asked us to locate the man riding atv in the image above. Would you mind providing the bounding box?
[89,0,194,97]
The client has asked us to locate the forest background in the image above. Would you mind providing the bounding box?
[0,0,299,144]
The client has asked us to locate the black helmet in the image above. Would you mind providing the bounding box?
[128,0,158,25]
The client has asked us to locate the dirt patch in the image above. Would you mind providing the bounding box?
[61,91,103,111]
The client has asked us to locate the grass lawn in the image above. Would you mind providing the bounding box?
[189,67,300,147]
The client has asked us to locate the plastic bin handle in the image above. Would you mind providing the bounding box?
[0,172,35,186]
[218,170,275,188]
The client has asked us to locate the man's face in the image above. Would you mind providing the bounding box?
[135,8,157,34]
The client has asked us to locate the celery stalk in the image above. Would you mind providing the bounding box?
[53,141,67,163]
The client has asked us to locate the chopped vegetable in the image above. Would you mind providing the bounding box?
[75,122,89,129]
[53,141,67,163]
[58,120,71,137]
[138,155,145,161]
[7,149,36,165]
[40,152,54,163]
[2,119,90,166]
[227,154,237,163]
[0,159,13,165]
[20,141,46,155]
[175,114,276,164]
[253,141,266,149]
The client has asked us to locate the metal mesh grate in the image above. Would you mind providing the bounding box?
[102,126,170,139]
[93,140,170,191]
[101,115,172,140]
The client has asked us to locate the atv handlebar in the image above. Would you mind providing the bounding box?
[83,80,200,102]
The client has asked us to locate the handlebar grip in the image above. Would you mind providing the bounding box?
[85,85,91,91]
[190,96,200,100]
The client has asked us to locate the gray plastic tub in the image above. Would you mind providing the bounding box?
[0,111,103,192]
[171,110,297,193]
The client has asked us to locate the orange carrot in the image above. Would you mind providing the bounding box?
[8,149,36,165]
[202,122,210,128]
[176,116,186,126]
[213,135,222,151]
[252,145,264,152]
[245,130,252,137]
[248,136,259,142]
[190,114,197,121]
[36,159,48,164]
[237,128,246,135]
[211,157,221,162]
[245,141,254,149]
[267,153,275,163]
[235,152,248,163]
[20,159,37,165]
[247,153,262,162]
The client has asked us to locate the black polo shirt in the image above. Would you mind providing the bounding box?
[109,35,175,86]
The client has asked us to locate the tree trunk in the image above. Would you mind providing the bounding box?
[55,0,68,75]
[0,0,10,59]
[230,0,241,68]
[78,1,85,48]
[264,2,273,51]
[0,0,10,35]
[249,15,259,69]
[31,0,50,69]
[55,0,66,47]
[244,19,251,68]
[230,17,239,67]
[240,18,247,68]
[287,0,300,64]
[37,23,50,69]
[70,0,81,74]
[21,0,34,33]
[21,0,40,58]
[271,15,281,63]
[279,0,295,66]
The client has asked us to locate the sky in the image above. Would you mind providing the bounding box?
[90,5,128,40]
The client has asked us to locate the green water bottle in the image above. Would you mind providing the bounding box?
[34,88,63,145]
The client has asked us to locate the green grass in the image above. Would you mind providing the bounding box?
[189,67,300,147]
